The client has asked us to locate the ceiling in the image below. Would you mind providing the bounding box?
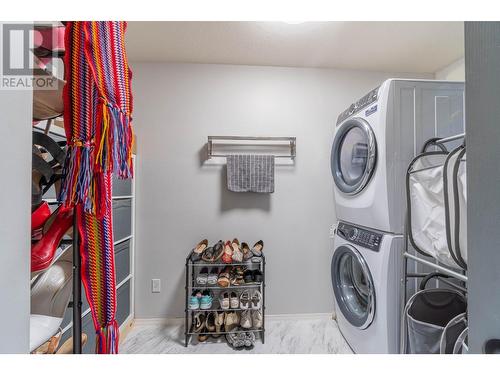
[126,22,464,74]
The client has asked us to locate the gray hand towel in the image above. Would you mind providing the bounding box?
[226,155,275,193]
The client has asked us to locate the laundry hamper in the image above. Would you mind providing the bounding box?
[406,145,467,270]
[403,288,467,354]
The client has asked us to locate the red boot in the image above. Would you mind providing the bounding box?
[31,206,73,273]
[31,202,51,241]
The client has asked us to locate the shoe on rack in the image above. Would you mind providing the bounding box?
[31,206,73,275]
[230,292,239,309]
[243,270,254,284]
[251,290,262,309]
[251,256,262,264]
[242,242,252,261]
[251,240,264,257]
[226,328,245,351]
[240,310,252,329]
[190,239,208,262]
[201,246,216,262]
[30,250,73,352]
[207,267,219,285]
[200,290,213,310]
[192,312,206,333]
[188,291,200,310]
[196,267,209,285]
[231,238,243,262]
[224,312,240,332]
[212,240,224,262]
[239,290,251,310]
[217,266,231,288]
[252,310,263,329]
[214,311,225,338]
[219,291,230,310]
[206,312,217,333]
[198,329,209,343]
[222,241,233,264]
[253,270,263,283]
[31,201,51,241]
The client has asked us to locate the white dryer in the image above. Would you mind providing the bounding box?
[331,221,402,354]
[331,79,465,234]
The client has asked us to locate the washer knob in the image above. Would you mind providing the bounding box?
[348,228,358,241]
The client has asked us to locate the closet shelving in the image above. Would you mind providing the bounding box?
[184,257,266,347]
[35,124,136,353]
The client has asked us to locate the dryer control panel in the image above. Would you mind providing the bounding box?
[336,222,383,252]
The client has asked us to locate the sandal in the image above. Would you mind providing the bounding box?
[251,290,262,309]
[252,310,263,329]
[239,290,251,310]
[242,242,252,261]
[231,238,243,262]
[217,266,231,288]
[221,241,233,264]
[192,313,206,333]
[251,240,264,257]
[212,240,224,262]
[201,246,215,262]
[190,239,208,262]
[230,292,239,309]
[219,291,230,310]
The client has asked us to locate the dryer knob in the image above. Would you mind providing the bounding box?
[348,228,358,241]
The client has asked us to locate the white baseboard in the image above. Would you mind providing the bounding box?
[133,312,335,327]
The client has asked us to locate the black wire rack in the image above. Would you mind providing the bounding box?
[184,254,266,347]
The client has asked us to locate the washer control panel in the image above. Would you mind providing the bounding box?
[336,222,383,252]
[336,86,380,125]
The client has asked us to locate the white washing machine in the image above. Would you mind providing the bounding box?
[331,79,465,234]
[331,221,402,354]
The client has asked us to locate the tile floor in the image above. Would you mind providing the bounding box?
[121,315,353,354]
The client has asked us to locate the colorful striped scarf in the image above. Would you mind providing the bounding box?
[59,21,133,354]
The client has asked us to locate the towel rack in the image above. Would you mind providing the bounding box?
[207,136,296,159]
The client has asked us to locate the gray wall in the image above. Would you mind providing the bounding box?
[0,23,32,353]
[132,62,431,318]
[465,22,500,353]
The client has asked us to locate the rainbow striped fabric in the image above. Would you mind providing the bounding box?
[59,21,133,354]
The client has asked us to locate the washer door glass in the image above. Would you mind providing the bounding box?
[331,118,376,195]
[331,245,375,329]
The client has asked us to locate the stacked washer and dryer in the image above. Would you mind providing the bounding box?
[330,79,465,353]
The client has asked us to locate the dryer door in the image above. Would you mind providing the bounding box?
[331,244,375,329]
[331,118,376,195]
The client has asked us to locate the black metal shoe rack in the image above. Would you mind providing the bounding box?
[184,255,266,347]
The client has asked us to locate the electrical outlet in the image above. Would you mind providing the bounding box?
[151,279,161,293]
